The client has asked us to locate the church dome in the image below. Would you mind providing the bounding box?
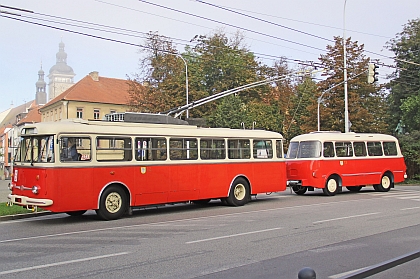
[49,63,75,75]
[49,41,75,75]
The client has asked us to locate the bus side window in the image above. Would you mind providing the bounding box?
[383,142,398,156]
[323,142,334,157]
[367,142,383,156]
[200,138,225,160]
[253,139,273,159]
[297,141,321,158]
[228,139,250,159]
[354,142,367,157]
[96,137,131,161]
[335,142,353,157]
[135,137,167,161]
[169,138,198,160]
[276,140,283,159]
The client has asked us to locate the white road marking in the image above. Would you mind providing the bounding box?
[0,197,388,244]
[0,252,130,275]
[186,227,283,244]
[400,206,420,211]
[313,212,380,224]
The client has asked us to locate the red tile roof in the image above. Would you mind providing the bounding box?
[17,105,42,125]
[43,72,134,108]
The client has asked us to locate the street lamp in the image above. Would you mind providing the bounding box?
[176,54,189,119]
[343,0,349,133]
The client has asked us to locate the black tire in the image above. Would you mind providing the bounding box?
[65,210,87,217]
[292,185,307,195]
[323,176,339,196]
[192,199,211,205]
[226,178,250,206]
[96,186,128,220]
[346,186,362,192]
[375,173,393,192]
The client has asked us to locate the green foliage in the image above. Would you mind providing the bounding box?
[315,37,389,133]
[397,130,420,179]
[0,203,39,216]
[386,18,420,132]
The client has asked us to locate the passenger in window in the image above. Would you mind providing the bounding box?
[67,138,79,161]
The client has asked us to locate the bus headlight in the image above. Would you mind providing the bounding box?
[32,186,39,194]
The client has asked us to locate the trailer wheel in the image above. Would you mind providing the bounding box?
[226,178,250,206]
[375,173,393,192]
[323,176,339,196]
[96,186,128,220]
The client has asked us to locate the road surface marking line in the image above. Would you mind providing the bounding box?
[400,206,420,211]
[0,252,130,275]
[186,227,283,244]
[313,212,380,224]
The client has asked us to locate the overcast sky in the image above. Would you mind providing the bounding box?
[0,0,418,113]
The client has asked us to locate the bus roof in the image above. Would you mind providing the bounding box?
[20,119,284,139]
[290,131,398,142]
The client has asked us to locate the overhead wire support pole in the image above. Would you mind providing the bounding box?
[176,54,189,119]
[317,69,368,131]
[343,0,349,133]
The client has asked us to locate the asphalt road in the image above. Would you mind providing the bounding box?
[0,185,419,279]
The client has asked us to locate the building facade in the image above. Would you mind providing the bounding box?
[40,71,133,122]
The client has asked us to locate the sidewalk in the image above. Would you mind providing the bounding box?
[0,179,11,203]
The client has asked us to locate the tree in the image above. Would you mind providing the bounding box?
[128,32,189,114]
[312,37,388,133]
[386,18,420,132]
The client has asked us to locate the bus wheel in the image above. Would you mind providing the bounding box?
[292,185,307,195]
[226,178,250,206]
[346,186,362,192]
[323,177,339,196]
[96,186,128,220]
[65,210,87,217]
[376,174,393,192]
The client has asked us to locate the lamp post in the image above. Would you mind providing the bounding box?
[343,0,349,133]
[177,54,189,119]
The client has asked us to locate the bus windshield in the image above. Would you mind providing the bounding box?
[286,141,322,159]
[15,135,55,163]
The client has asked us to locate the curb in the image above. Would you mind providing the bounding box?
[0,211,55,221]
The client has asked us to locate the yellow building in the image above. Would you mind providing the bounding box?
[40,71,132,122]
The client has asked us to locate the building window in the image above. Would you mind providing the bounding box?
[76,108,83,119]
[93,109,100,120]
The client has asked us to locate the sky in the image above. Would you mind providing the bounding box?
[0,0,418,113]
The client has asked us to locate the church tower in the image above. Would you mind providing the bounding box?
[35,64,47,105]
[48,40,76,100]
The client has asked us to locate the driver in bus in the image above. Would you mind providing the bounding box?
[67,138,79,161]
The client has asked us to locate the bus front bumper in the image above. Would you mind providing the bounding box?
[8,194,53,207]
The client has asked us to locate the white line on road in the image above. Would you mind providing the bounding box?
[0,197,387,244]
[313,212,380,224]
[0,252,130,275]
[400,206,420,211]
[186,227,283,244]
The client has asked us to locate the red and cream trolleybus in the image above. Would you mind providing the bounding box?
[8,113,287,220]
[286,131,406,196]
